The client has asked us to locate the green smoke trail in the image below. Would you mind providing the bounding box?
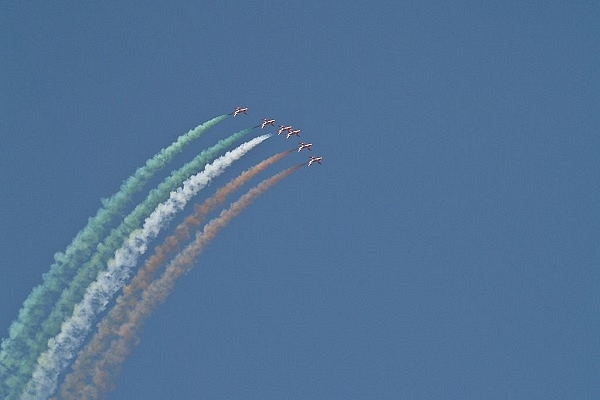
[0,114,227,397]
[2,125,254,398]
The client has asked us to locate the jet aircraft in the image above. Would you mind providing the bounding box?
[307,156,322,166]
[278,125,293,135]
[232,106,248,116]
[286,129,301,138]
[260,118,276,128]
[297,142,312,152]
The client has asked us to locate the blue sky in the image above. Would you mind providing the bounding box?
[1,1,599,399]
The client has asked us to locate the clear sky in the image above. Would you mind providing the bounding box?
[1,1,598,399]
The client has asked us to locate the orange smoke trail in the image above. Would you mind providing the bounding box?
[58,162,301,400]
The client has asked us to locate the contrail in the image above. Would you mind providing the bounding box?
[0,114,227,397]
[4,127,256,400]
[59,164,303,400]
[19,135,272,400]
[58,150,295,398]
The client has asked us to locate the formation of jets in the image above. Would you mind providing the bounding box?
[232,106,323,166]
[275,125,300,138]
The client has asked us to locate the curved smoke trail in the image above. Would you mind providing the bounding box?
[60,164,303,399]
[5,126,255,400]
[58,150,294,398]
[19,135,271,400]
[0,114,227,397]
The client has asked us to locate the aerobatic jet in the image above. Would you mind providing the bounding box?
[278,125,293,135]
[307,156,322,166]
[297,142,312,152]
[232,106,248,116]
[260,118,276,128]
[286,129,301,138]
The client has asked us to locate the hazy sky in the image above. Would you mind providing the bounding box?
[1,1,598,399]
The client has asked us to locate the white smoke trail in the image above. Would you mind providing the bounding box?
[19,134,271,400]
[0,115,228,399]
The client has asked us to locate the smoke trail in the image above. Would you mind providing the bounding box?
[4,127,255,400]
[0,115,227,396]
[58,150,294,397]
[60,164,303,400]
[19,135,272,400]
